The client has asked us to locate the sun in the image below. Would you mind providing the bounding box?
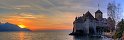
[18,24,27,28]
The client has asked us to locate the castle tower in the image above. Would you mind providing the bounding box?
[95,10,103,20]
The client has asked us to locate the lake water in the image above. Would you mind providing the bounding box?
[0,31,114,40]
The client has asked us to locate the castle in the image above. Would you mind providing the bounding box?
[71,10,115,35]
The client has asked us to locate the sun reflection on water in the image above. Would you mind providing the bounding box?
[19,32,24,40]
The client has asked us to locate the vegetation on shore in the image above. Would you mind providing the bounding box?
[113,19,124,39]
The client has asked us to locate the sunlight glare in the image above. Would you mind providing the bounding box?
[18,24,26,28]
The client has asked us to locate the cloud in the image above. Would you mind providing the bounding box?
[0,0,123,30]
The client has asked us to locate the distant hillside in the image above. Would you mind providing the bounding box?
[0,22,31,32]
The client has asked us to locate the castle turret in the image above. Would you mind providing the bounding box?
[107,17,115,31]
[95,10,103,20]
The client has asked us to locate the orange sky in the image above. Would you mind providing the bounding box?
[3,12,78,31]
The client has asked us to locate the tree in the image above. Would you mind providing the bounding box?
[113,19,124,39]
[107,1,122,24]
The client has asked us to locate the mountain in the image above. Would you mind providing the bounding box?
[0,22,31,32]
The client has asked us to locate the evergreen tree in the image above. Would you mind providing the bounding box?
[113,19,124,39]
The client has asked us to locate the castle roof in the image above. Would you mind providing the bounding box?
[73,16,84,23]
[95,10,102,13]
[107,17,114,21]
[84,11,94,20]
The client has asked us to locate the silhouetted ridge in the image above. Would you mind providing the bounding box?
[0,22,31,32]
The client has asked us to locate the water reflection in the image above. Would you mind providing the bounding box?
[0,31,73,40]
[73,36,114,40]
[73,36,89,40]
[19,32,24,40]
[18,32,32,40]
[0,32,114,40]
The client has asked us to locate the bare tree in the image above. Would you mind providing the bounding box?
[107,1,122,24]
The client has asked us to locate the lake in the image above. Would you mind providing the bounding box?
[0,30,114,40]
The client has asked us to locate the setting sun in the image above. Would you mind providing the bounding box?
[18,24,27,28]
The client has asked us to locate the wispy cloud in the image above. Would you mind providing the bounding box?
[0,0,123,30]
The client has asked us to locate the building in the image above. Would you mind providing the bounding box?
[70,10,115,35]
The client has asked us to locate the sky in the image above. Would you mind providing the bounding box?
[0,0,123,31]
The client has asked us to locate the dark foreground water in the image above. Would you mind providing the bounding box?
[0,31,113,40]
